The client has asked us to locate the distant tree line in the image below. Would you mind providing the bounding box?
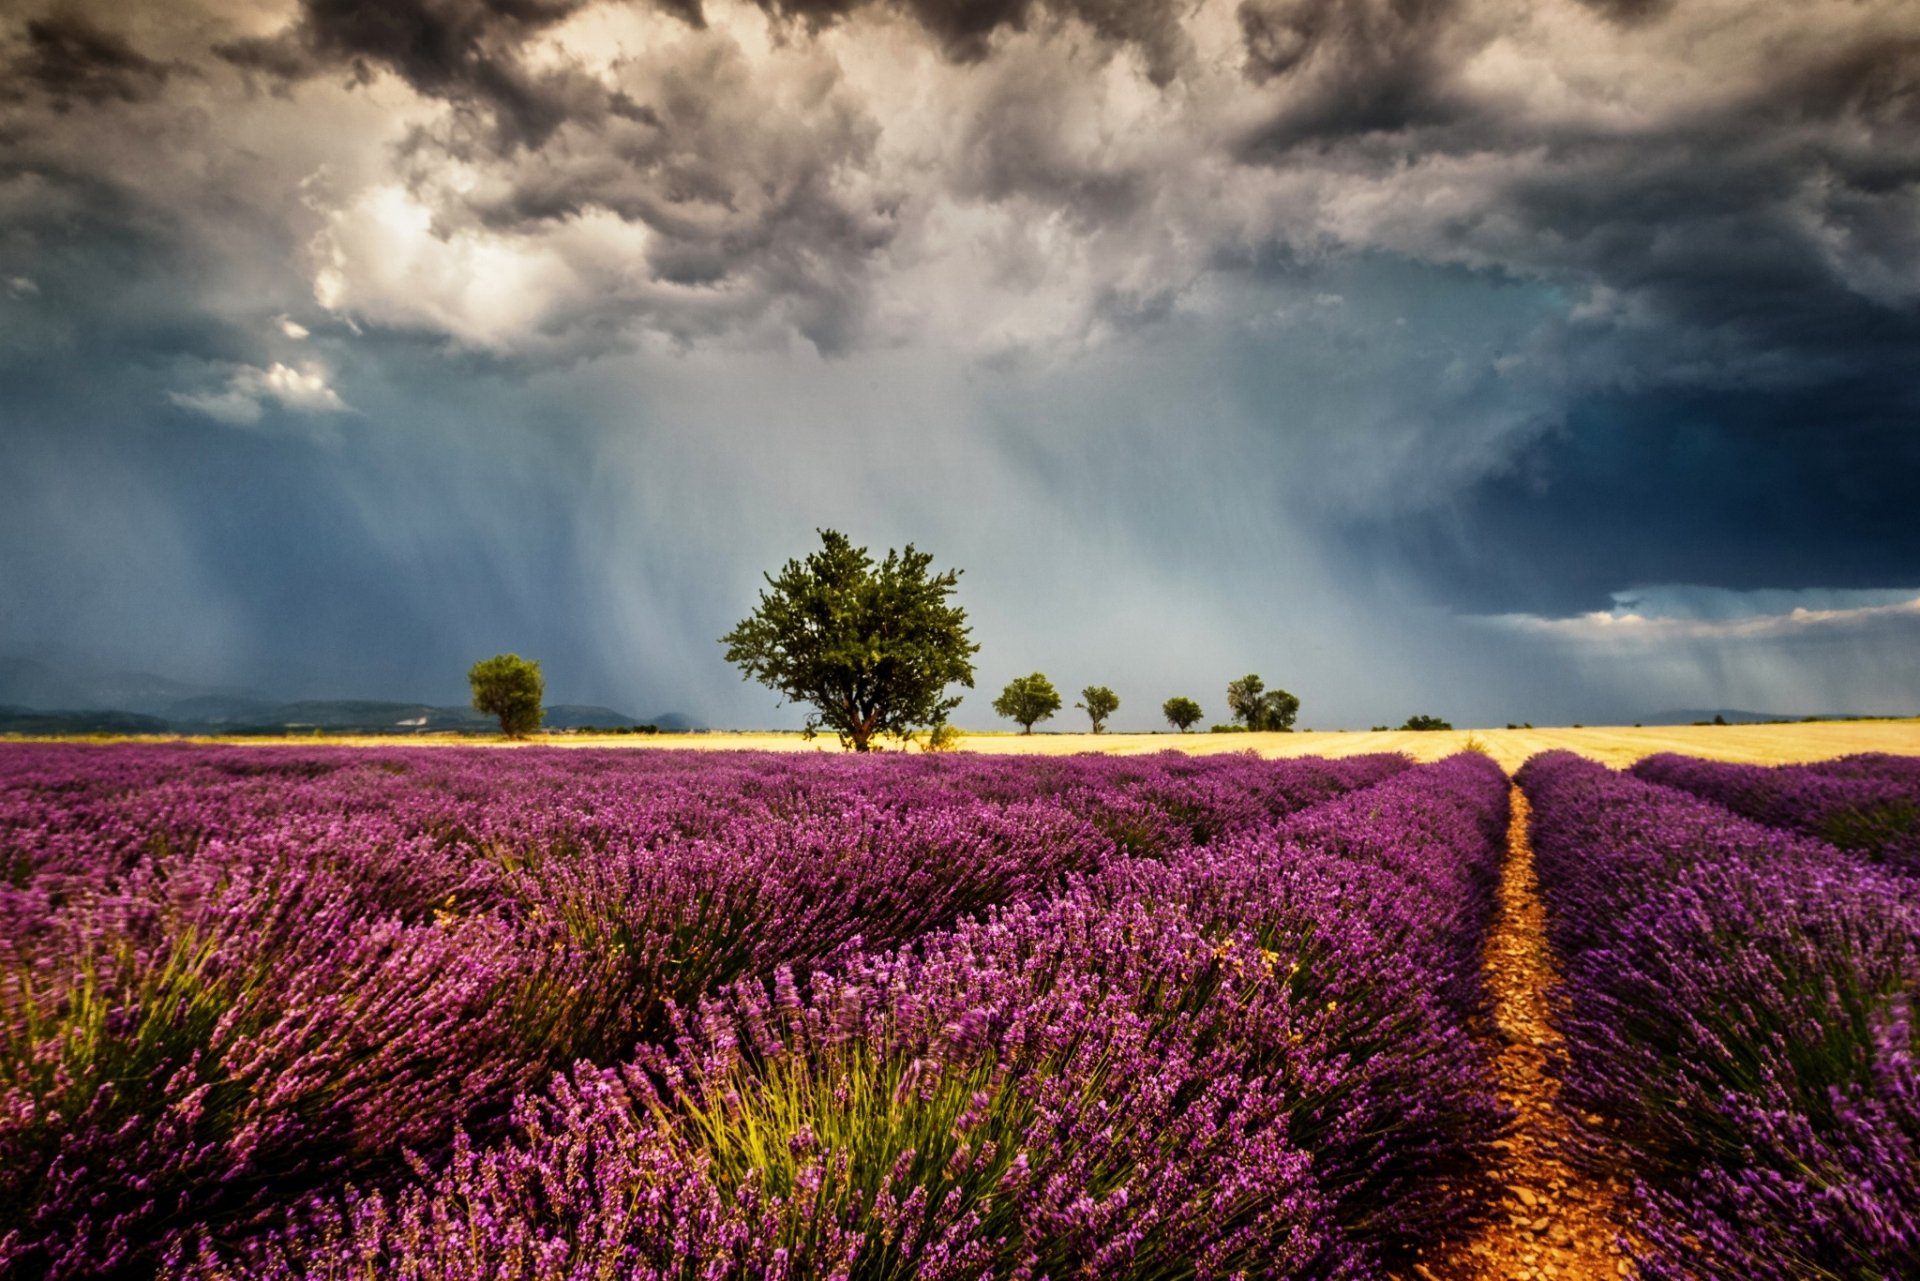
[472,531,1484,747]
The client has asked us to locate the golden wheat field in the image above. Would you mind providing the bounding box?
[44,718,1920,774]
[542,720,1920,772]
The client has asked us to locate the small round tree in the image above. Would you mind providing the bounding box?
[993,673,1061,734]
[1401,714,1453,731]
[469,653,544,738]
[1162,696,1203,733]
[1076,685,1119,733]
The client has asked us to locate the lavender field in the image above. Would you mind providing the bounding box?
[1,743,1915,1279]
[1520,752,1920,1278]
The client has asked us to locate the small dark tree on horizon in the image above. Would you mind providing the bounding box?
[720,529,978,752]
[1077,685,1119,733]
[994,673,1061,734]
[469,653,544,738]
[1225,674,1299,732]
[1401,714,1453,731]
[1162,696,1203,733]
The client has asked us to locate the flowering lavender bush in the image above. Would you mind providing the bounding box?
[1,744,1420,1277]
[1630,751,1920,875]
[173,753,1508,1280]
[1518,751,1920,1279]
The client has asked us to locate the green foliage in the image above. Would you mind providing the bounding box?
[1162,696,1203,733]
[992,673,1061,734]
[468,653,544,738]
[1225,674,1300,732]
[720,530,978,752]
[1075,685,1119,733]
[917,722,963,753]
[673,1040,1036,1270]
[1400,715,1453,731]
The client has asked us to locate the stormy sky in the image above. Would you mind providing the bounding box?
[2,0,1917,729]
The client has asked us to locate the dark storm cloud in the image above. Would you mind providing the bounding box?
[1234,0,1462,149]
[1351,383,1920,619]
[1570,0,1671,25]
[217,0,602,148]
[731,0,1190,85]
[5,13,176,111]
[1200,1,1920,620]
[1222,0,1920,358]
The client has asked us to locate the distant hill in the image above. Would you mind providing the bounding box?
[0,656,690,737]
[0,705,172,735]
[204,701,494,734]
[0,658,271,718]
[1641,708,1903,726]
[539,705,651,730]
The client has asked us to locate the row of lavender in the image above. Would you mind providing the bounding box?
[1518,752,1920,1279]
[0,744,1508,1278]
[180,751,1511,1279]
[1630,751,1920,874]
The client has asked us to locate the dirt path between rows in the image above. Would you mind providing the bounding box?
[1410,784,1634,1281]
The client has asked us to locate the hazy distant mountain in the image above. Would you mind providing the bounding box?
[1641,708,1899,725]
[539,704,649,730]
[0,657,272,719]
[0,705,171,735]
[219,701,494,733]
[0,655,690,736]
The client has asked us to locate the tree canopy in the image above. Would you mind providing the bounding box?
[1401,714,1453,731]
[1076,685,1119,733]
[993,673,1061,734]
[1225,674,1299,732]
[468,653,544,738]
[1162,696,1203,733]
[720,529,977,752]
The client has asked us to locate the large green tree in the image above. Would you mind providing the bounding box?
[1076,685,1119,733]
[1225,673,1299,732]
[468,653,544,738]
[721,529,977,752]
[993,673,1061,734]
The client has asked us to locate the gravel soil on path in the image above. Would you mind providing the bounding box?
[1408,784,1635,1281]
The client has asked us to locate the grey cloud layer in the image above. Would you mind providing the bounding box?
[14,0,1913,385]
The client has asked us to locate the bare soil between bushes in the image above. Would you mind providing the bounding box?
[1408,785,1635,1281]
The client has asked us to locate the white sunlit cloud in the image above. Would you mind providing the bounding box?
[1481,585,1920,645]
[168,361,351,427]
